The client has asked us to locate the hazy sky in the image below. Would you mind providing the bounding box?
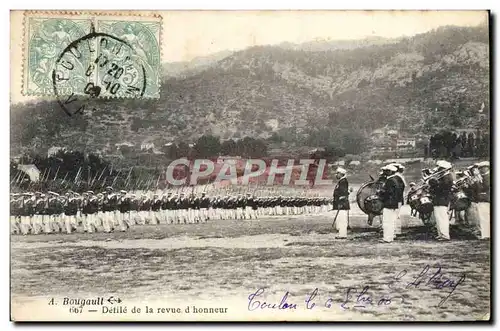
[162,11,488,62]
[10,10,488,104]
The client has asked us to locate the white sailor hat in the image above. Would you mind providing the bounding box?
[382,165,398,172]
[390,163,405,170]
[120,190,127,194]
[476,161,490,168]
[436,160,452,169]
[87,191,94,195]
[409,182,416,186]
[336,167,347,174]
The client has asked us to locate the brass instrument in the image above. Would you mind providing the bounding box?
[422,167,451,183]
[452,168,482,191]
[409,168,451,195]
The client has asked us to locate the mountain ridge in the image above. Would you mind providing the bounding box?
[10,24,490,157]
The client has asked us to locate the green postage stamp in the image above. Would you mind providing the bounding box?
[22,11,162,98]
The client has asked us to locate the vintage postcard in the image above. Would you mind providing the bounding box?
[10,10,491,322]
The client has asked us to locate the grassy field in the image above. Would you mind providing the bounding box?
[10,205,490,322]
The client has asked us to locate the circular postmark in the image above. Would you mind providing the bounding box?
[52,26,147,116]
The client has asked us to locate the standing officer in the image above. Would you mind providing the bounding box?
[368,167,388,227]
[428,160,454,241]
[407,182,418,217]
[379,165,400,243]
[390,163,406,236]
[475,161,490,239]
[332,167,350,239]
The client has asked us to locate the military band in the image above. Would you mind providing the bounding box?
[363,159,491,242]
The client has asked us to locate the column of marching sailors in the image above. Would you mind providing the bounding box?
[10,187,332,235]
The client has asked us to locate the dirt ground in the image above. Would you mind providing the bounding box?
[10,207,490,322]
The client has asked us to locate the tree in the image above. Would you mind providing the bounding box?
[221,139,237,155]
[235,137,268,158]
[460,132,468,157]
[177,142,191,158]
[339,130,368,155]
[324,145,346,158]
[268,132,283,143]
[475,134,482,157]
[130,117,142,132]
[162,143,180,159]
[194,135,221,158]
[480,133,490,157]
[467,133,475,157]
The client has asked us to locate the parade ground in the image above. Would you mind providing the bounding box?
[11,207,490,321]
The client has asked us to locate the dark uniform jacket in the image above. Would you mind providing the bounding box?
[64,198,79,216]
[467,173,490,203]
[333,177,350,210]
[200,196,211,209]
[119,197,131,213]
[477,173,490,203]
[380,175,400,209]
[104,194,118,212]
[393,174,406,205]
[140,198,151,211]
[429,172,453,206]
[35,198,47,215]
[151,198,162,211]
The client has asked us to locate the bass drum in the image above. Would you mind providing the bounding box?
[356,181,383,216]
[450,191,471,212]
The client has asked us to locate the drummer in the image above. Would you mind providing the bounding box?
[367,165,388,227]
[407,182,418,217]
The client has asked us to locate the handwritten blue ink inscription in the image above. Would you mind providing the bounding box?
[247,264,467,312]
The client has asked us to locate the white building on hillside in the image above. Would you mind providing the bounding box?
[47,146,66,157]
[396,138,416,148]
[141,142,155,151]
